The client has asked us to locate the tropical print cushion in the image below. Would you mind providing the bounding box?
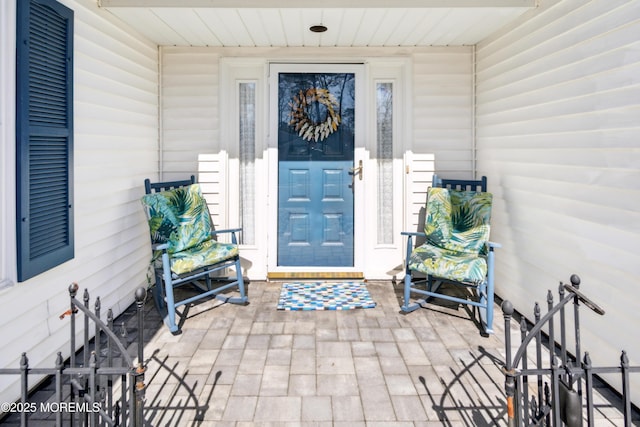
[424,188,492,255]
[408,244,487,284]
[411,187,493,283]
[170,239,238,275]
[141,184,213,254]
[424,187,453,246]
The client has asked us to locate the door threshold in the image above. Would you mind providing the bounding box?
[267,272,364,281]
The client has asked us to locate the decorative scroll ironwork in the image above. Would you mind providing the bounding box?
[502,274,639,427]
[0,283,147,426]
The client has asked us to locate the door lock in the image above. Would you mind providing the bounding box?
[349,160,363,183]
[349,160,363,188]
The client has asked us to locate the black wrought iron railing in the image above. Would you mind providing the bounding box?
[502,274,640,427]
[0,283,147,426]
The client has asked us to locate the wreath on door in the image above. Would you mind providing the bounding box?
[289,88,341,142]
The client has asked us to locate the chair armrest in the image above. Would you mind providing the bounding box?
[211,228,242,235]
[401,231,427,265]
[401,231,426,237]
[487,241,501,250]
[152,243,169,251]
[211,228,243,245]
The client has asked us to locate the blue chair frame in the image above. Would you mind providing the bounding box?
[143,176,248,334]
[401,174,499,335]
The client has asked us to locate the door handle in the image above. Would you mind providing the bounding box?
[349,160,363,184]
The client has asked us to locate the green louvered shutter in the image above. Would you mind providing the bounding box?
[16,0,74,282]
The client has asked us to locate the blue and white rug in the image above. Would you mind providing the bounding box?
[276,282,377,311]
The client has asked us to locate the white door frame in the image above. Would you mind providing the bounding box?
[267,63,367,276]
[365,58,412,280]
[221,56,410,280]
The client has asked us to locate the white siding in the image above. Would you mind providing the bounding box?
[0,0,158,404]
[405,47,474,244]
[412,47,474,179]
[161,47,221,181]
[405,153,435,234]
[198,153,226,231]
[476,0,640,397]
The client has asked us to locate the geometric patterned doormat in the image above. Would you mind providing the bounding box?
[276,282,377,311]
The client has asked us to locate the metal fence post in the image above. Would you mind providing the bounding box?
[55,352,63,427]
[570,275,583,401]
[69,283,78,370]
[20,353,28,427]
[519,317,528,424]
[583,352,594,425]
[134,287,147,427]
[551,356,561,427]
[546,289,554,427]
[621,351,632,426]
[534,302,543,420]
[89,352,98,427]
[84,289,90,370]
[502,300,516,427]
[107,308,114,419]
[94,297,101,372]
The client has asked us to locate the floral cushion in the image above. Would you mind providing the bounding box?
[410,187,492,283]
[141,184,239,275]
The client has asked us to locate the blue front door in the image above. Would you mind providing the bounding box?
[277,72,356,267]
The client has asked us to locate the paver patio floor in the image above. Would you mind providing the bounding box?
[132,280,636,426]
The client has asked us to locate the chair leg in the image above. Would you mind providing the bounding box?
[211,257,248,305]
[401,273,420,313]
[162,253,180,334]
[235,257,248,303]
[485,278,495,334]
[226,232,247,304]
[485,299,494,335]
[205,272,212,291]
[483,246,497,334]
[151,268,166,313]
[477,280,494,335]
[478,282,488,333]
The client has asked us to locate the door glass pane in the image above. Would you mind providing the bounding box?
[239,82,255,245]
[377,82,393,245]
[277,73,355,266]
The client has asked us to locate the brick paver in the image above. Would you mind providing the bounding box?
[131,280,635,426]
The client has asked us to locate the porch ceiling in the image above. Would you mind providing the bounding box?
[98,0,536,47]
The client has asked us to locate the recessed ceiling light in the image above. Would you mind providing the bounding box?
[309,25,328,33]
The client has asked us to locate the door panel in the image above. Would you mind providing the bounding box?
[277,72,355,267]
[278,161,353,266]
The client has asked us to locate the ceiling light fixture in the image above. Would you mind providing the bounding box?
[309,25,328,33]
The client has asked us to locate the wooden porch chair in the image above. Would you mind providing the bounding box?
[401,174,499,335]
[142,176,248,334]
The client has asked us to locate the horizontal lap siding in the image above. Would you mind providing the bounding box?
[476,0,640,398]
[161,47,220,181]
[412,48,474,179]
[197,153,226,231]
[160,48,225,234]
[0,0,158,405]
[66,0,158,313]
[409,48,473,232]
[407,153,435,234]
